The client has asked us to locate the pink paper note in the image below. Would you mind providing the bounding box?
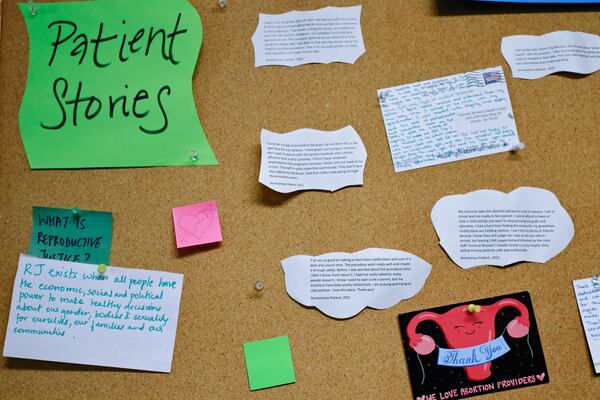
[172,200,222,248]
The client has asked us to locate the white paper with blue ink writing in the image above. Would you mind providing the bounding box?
[3,254,183,372]
[573,277,600,373]
[502,31,600,80]
[378,66,520,172]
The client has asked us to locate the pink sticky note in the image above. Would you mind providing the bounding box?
[172,200,222,248]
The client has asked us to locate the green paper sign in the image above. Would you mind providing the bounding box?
[29,206,113,264]
[18,0,217,168]
[243,336,296,391]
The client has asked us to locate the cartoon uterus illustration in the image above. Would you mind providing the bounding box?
[407,298,530,381]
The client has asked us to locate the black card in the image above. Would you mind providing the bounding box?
[398,291,549,400]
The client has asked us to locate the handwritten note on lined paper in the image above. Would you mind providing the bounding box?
[3,255,183,372]
[573,277,600,373]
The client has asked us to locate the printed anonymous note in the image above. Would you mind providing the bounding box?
[3,255,183,372]
[172,200,222,248]
[18,0,217,168]
[29,206,112,264]
[259,126,367,193]
[251,6,365,67]
[281,248,431,319]
[378,67,520,172]
[573,278,600,373]
[399,291,549,400]
[502,31,600,79]
[243,336,296,391]
[431,187,574,269]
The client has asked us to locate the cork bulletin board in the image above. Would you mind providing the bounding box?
[1,0,599,399]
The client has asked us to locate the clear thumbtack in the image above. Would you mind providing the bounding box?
[379,91,389,102]
[592,275,600,286]
[218,0,228,8]
[71,208,80,218]
[190,150,199,162]
[254,280,264,291]
[28,0,38,16]
[511,142,525,152]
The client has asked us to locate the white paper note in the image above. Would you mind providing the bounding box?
[502,31,600,80]
[259,126,367,193]
[378,66,520,173]
[251,5,366,67]
[3,254,183,372]
[281,248,431,319]
[573,278,600,373]
[431,187,574,269]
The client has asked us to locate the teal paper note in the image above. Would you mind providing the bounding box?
[243,336,296,391]
[18,0,217,168]
[29,206,113,264]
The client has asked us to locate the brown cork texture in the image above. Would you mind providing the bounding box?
[1,0,600,399]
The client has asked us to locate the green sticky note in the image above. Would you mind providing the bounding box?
[243,336,296,391]
[29,206,113,264]
[18,0,217,169]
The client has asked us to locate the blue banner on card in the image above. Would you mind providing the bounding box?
[437,336,510,367]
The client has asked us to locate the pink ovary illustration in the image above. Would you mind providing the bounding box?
[178,207,215,242]
[407,298,530,381]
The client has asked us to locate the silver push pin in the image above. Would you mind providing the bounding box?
[218,0,228,8]
[510,142,525,152]
[190,150,199,162]
[254,280,264,291]
[592,275,600,286]
[28,0,38,16]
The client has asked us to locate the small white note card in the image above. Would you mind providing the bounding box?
[251,5,366,67]
[259,126,367,193]
[378,66,520,172]
[573,278,600,373]
[281,248,431,319]
[502,31,600,80]
[431,187,574,269]
[3,254,183,372]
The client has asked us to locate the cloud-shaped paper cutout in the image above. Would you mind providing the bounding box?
[251,6,366,67]
[259,126,367,193]
[431,187,574,269]
[281,248,432,319]
[501,31,600,80]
